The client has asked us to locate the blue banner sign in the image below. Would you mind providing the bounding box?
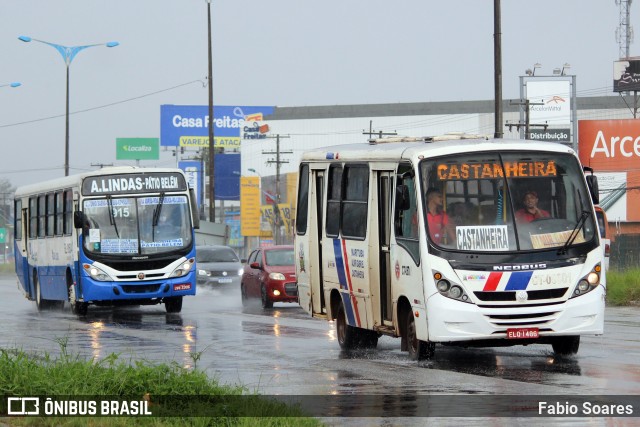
[160,105,274,148]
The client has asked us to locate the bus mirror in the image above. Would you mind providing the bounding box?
[73,211,85,229]
[586,175,600,205]
[396,185,411,211]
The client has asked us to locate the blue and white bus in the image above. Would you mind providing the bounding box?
[294,134,605,360]
[14,167,200,315]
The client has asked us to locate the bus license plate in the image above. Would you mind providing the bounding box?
[173,283,192,291]
[506,328,539,339]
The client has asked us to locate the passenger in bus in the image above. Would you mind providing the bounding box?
[515,190,550,223]
[426,188,456,245]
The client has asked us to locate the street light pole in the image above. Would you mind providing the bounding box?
[206,0,216,222]
[18,36,118,177]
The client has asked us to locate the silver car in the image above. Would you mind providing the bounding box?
[196,245,244,288]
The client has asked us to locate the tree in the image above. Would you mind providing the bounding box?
[0,178,16,226]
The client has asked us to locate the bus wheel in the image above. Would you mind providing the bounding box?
[359,330,379,349]
[336,303,359,350]
[165,296,183,313]
[261,285,273,309]
[551,336,580,356]
[68,284,88,316]
[406,311,435,360]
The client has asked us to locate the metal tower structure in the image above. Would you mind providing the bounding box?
[616,0,634,58]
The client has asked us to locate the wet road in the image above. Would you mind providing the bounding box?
[1,274,639,421]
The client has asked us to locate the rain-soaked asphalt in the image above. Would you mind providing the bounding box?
[1,274,639,425]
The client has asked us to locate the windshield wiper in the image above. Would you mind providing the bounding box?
[106,195,120,238]
[152,192,166,226]
[152,192,166,241]
[558,210,590,255]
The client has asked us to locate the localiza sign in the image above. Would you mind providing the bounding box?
[160,105,274,148]
[116,138,159,160]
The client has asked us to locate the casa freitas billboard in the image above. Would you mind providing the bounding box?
[160,105,274,149]
[578,119,640,222]
[162,105,273,202]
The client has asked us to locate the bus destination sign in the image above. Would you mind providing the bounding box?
[82,172,187,195]
[437,161,557,181]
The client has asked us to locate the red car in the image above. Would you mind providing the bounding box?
[241,245,298,308]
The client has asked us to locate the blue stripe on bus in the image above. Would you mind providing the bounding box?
[504,271,533,291]
[340,291,356,326]
[333,239,356,325]
[333,239,348,291]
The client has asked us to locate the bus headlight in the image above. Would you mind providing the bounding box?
[449,286,463,299]
[83,264,113,282]
[171,258,195,278]
[436,280,450,292]
[571,264,601,298]
[433,271,471,304]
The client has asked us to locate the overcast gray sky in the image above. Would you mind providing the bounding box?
[0,0,626,188]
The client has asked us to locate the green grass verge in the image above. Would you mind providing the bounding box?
[0,348,322,427]
[606,268,640,306]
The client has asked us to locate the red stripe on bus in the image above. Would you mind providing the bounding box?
[483,272,503,291]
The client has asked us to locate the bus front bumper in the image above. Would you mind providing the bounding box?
[80,273,196,303]
[424,285,605,343]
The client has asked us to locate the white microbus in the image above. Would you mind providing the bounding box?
[14,167,200,316]
[294,135,604,360]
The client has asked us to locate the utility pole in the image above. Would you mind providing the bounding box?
[207,0,216,223]
[263,134,292,245]
[506,99,547,138]
[363,120,397,139]
[494,0,503,138]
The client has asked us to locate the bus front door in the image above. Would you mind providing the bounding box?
[378,171,394,323]
[311,170,326,314]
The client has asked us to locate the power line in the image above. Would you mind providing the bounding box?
[0,80,205,129]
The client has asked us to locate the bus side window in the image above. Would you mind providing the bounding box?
[326,165,342,237]
[394,170,420,263]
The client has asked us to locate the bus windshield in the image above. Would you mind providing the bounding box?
[420,151,597,252]
[82,195,192,256]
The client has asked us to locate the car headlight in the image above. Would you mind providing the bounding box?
[198,269,211,276]
[269,272,286,280]
[83,263,113,282]
[238,268,244,276]
[171,258,195,278]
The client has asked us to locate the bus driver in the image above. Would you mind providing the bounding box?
[515,190,550,223]
[426,188,456,245]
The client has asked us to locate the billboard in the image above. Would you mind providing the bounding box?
[578,119,640,221]
[214,153,241,201]
[178,160,203,208]
[240,176,260,236]
[116,138,159,160]
[613,59,640,92]
[526,80,571,125]
[160,105,274,148]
